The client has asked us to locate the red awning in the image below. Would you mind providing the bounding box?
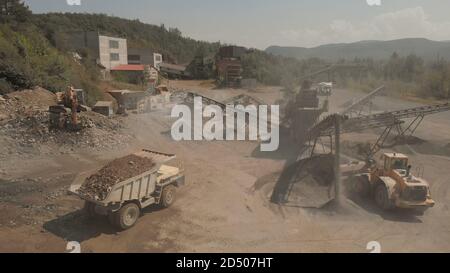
[111,64,145,71]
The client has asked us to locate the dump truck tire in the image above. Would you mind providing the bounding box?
[160,185,176,208]
[374,184,394,210]
[112,203,140,230]
[107,213,116,226]
[83,201,97,218]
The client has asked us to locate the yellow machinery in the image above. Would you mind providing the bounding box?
[351,153,435,211]
[49,86,81,131]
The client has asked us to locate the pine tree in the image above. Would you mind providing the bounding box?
[0,0,31,23]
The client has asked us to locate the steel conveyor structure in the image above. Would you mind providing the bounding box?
[306,102,450,158]
[341,86,386,117]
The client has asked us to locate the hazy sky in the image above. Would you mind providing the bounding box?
[23,0,450,49]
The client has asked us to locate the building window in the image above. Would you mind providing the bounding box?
[155,54,162,62]
[110,53,120,61]
[128,54,141,64]
[109,40,119,49]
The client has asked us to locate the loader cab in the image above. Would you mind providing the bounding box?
[382,153,409,172]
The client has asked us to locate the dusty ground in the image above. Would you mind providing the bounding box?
[1,81,450,253]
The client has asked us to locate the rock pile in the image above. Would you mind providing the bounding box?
[271,154,335,208]
[77,154,155,201]
[0,87,132,158]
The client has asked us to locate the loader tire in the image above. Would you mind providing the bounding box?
[354,175,371,197]
[160,185,176,208]
[111,203,140,230]
[374,184,394,211]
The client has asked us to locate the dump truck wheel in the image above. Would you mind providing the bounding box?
[107,213,116,226]
[160,185,176,208]
[113,203,140,230]
[374,184,394,210]
[83,201,97,218]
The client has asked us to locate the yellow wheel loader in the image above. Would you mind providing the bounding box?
[349,153,435,212]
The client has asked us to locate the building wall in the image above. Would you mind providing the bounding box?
[56,31,100,58]
[108,91,149,110]
[93,105,114,116]
[128,48,151,65]
[128,48,163,70]
[216,59,242,87]
[99,35,128,70]
[56,31,128,70]
[218,46,247,59]
[153,53,163,70]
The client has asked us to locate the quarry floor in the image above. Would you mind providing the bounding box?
[1,81,450,253]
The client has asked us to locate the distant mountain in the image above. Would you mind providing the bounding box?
[265,38,450,61]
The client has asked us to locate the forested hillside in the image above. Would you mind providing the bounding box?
[0,1,306,98]
[0,1,223,97]
[32,13,312,86]
[33,13,221,65]
[2,0,449,101]
[0,0,102,102]
[266,39,450,61]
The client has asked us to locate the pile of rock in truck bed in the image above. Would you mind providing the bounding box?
[77,154,155,201]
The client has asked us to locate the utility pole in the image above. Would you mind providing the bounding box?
[447,86,449,102]
[334,114,342,204]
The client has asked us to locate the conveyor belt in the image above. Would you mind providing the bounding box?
[308,102,450,139]
[341,86,385,116]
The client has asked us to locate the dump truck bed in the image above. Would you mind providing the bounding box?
[69,149,177,206]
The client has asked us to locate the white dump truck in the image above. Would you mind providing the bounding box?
[69,150,185,230]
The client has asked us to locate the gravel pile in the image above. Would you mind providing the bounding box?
[272,154,335,207]
[77,154,155,201]
[0,87,132,157]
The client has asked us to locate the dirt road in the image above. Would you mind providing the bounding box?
[1,82,450,253]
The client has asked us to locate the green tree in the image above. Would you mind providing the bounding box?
[0,0,31,23]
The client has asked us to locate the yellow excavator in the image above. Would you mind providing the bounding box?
[349,153,435,212]
[49,86,81,131]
